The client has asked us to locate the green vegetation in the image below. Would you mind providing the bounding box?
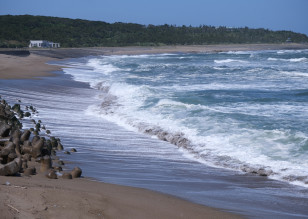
[1,15,308,48]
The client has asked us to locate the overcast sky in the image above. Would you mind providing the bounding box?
[1,0,308,35]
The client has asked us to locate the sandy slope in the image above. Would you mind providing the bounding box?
[0,170,242,219]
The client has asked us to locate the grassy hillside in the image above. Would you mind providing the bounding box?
[1,15,308,48]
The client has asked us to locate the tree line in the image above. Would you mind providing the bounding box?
[0,15,307,48]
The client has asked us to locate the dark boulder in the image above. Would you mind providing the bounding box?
[57,141,64,151]
[0,157,21,176]
[32,138,44,158]
[46,169,57,179]
[0,123,11,137]
[20,129,31,142]
[71,167,82,178]
[1,142,16,157]
[40,155,52,172]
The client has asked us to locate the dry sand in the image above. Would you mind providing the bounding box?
[0,160,242,219]
[0,54,61,79]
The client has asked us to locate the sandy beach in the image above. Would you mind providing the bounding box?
[0,45,251,218]
[0,161,241,219]
[0,53,62,79]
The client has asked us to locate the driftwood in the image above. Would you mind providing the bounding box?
[6,203,20,213]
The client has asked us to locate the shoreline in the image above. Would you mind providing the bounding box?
[1,43,308,80]
[29,43,308,58]
[0,46,247,218]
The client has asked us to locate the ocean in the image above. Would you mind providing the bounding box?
[1,49,308,218]
[64,49,308,187]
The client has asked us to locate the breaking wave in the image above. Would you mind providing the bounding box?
[64,51,308,187]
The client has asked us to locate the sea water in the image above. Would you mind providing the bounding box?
[63,49,308,187]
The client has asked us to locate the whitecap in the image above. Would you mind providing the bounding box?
[267,57,308,62]
[214,59,248,64]
[280,71,308,77]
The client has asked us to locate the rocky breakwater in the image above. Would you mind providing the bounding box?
[0,96,81,180]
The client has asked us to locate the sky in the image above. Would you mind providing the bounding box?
[1,0,308,36]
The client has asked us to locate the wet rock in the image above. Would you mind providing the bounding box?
[51,150,56,156]
[57,160,64,166]
[71,167,82,178]
[57,142,64,151]
[70,148,77,152]
[176,137,190,148]
[62,172,72,179]
[35,123,41,130]
[24,112,31,117]
[50,137,57,148]
[12,104,21,113]
[257,168,273,177]
[241,165,273,177]
[157,131,168,141]
[64,151,70,155]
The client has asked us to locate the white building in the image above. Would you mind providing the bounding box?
[29,40,60,48]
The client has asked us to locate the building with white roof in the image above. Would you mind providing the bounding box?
[29,40,60,48]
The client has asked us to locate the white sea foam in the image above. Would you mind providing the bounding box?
[224,51,255,55]
[86,58,123,74]
[280,71,308,77]
[268,57,308,62]
[276,50,302,54]
[214,59,248,64]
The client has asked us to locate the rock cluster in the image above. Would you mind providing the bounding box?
[0,97,81,179]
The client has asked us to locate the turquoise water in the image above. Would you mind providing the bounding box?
[63,49,308,187]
